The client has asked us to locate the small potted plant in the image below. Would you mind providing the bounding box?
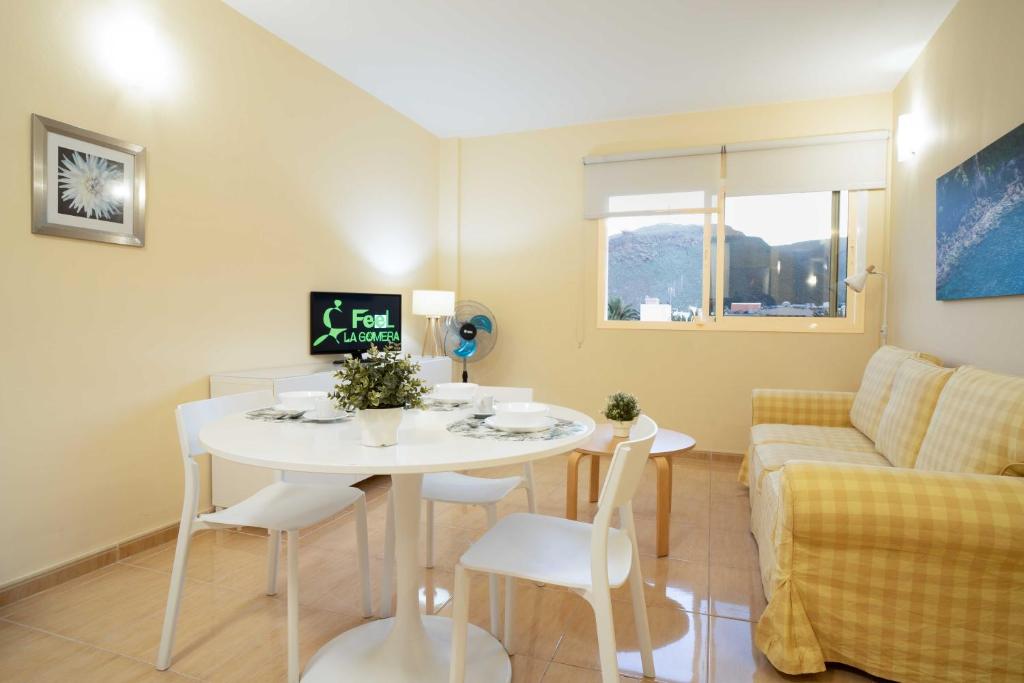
[603,392,640,437]
[331,344,428,447]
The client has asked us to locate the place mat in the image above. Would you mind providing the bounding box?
[447,416,587,441]
[422,398,470,412]
[245,408,352,424]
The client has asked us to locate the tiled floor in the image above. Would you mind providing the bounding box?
[0,456,883,682]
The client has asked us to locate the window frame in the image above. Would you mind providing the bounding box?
[596,190,871,334]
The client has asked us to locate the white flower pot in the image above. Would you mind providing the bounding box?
[610,419,636,438]
[358,407,404,447]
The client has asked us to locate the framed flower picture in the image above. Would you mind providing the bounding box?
[31,114,146,247]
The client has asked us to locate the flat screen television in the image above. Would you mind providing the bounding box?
[310,291,402,355]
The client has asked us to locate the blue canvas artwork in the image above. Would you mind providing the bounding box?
[936,122,1024,301]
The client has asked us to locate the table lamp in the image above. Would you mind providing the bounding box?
[844,265,888,345]
[412,290,455,357]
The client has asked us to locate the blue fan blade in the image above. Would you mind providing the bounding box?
[469,314,493,334]
[453,339,477,358]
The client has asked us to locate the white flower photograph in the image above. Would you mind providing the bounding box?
[32,114,146,246]
[56,147,126,224]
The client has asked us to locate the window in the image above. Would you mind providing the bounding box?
[586,131,887,331]
[722,191,848,318]
[600,190,860,327]
[606,213,709,322]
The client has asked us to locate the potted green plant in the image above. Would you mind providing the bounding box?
[602,392,640,437]
[331,344,428,447]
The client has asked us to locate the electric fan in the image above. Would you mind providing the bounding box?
[442,300,498,382]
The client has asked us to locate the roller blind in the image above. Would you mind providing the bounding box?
[582,151,719,219]
[582,131,888,218]
[724,133,889,197]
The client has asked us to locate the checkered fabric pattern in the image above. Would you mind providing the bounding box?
[740,390,857,484]
[751,389,855,427]
[916,365,1024,474]
[849,346,930,442]
[748,443,889,492]
[874,359,954,468]
[755,461,1024,681]
[750,424,877,453]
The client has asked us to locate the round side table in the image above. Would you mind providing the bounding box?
[567,425,696,557]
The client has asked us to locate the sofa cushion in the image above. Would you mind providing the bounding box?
[874,359,954,468]
[751,424,878,454]
[749,442,891,492]
[916,366,1024,474]
[849,346,928,442]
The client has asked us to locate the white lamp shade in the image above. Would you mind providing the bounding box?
[844,270,869,293]
[412,290,455,317]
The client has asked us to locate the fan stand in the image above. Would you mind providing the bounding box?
[461,359,469,383]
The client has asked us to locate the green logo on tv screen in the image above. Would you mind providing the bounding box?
[309,292,402,355]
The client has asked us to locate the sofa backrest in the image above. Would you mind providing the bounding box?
[915,366,1024,475]
[875,359,954,468]
[850,346,939,443]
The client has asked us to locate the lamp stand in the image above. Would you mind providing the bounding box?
[879,272,888,346]
[420,317,444,357]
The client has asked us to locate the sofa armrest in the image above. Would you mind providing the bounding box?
[782,461,1024,555]
[751,389,855,427]
[755,460,1024,679]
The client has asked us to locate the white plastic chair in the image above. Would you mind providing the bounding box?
[449,415,658,683]
[156,391,372,683]
[378,387,537,636]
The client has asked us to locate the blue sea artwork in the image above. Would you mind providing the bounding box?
[936,122,1024,301]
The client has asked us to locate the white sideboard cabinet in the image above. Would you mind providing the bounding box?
[209,356,452,508]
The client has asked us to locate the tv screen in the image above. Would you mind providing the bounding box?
[310,292,402,355]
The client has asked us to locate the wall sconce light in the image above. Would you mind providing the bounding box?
[897,112,922,162]
[845,264,889,345]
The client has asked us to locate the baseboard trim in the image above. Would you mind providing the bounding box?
[0,518,185,608]
[676,449,744,463]
[0,475,392,608]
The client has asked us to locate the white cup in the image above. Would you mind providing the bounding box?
[475,394,495,414]
[313,396,343,419]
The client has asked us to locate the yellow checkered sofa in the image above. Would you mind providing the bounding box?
[740,345,1024,682]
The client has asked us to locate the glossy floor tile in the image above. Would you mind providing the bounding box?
[0,456,883,682]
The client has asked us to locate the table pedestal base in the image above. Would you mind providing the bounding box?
[302,615,510,682]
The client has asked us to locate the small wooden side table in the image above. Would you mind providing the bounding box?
[566,425,696,557]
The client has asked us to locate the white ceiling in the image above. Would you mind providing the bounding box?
[224,0,957,138]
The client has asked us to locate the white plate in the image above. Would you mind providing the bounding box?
[304,412,351,423]
[484,415,556,433]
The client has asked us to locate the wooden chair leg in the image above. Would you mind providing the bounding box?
[286,530,300,683]
[589,454,601,503]
[485,504,500,636]
[156,519,193,670]
[449,565,471,683]
[265,529,281,596]
[425,499,435,568]
[523,462,537,513]
[566,450,584,520]
[655,456,672,557]
[354,495,372,617]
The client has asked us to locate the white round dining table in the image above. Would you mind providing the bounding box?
[199,404,595,683]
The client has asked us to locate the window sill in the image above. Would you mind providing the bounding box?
[596,317,865,333]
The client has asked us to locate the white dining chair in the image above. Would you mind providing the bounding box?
[156,390,372,683]
[378,386,537,637]
[449,415,658,683]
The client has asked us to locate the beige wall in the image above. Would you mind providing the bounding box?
[889,0,1024,373]
[447,94,892,454]
[0,0,439,586]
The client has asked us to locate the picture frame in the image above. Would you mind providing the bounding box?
[31,114,147,247]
